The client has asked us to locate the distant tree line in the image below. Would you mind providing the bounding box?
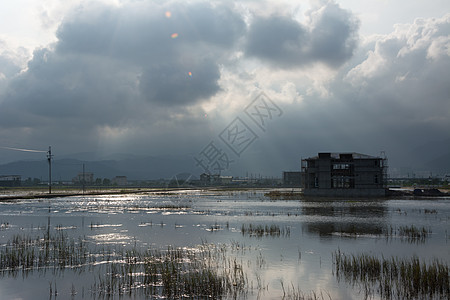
[21,177,115,187]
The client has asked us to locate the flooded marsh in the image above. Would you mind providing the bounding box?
[0,189,449,299]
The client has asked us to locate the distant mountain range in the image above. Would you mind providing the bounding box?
[1,139,449,181]
[0,155,198,181]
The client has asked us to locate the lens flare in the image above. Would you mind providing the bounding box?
[171,33,178,39]
[188,71,192,77]
[165,11,171,18]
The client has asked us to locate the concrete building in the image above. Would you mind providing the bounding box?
[301,152,387,197]
[0,175,21,187]
[112,176,128,186]
[199,173,233,185]
[72,172,94,184]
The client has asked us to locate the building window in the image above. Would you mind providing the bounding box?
[332,176,354,188]
[333,163,350,170]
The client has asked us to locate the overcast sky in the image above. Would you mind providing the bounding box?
[0,0,449,176]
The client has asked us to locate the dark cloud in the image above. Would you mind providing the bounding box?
[139,59,221,105]
[2,47,135,126]
[1,1,245,120]
[245,1,359,68]
[0,1,246,160]
[55,2,245,63]
[309,2,359,66]
[321,14,450,168]
[0,1,246,127]
[224,14,450,174]
[0,1,448,176]
[245,16,308,66]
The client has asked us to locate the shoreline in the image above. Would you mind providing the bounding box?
[1,186,449,201]
[0,187,199,201]
[0,186,284,201]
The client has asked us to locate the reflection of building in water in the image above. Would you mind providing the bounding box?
[302,152,387,197]
[302,201,388,237]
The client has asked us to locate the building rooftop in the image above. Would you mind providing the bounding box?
[305,152,380,160]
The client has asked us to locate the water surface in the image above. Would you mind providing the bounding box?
[0,189,448,299]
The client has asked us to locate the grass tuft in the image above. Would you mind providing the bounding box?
[333,250,449,299]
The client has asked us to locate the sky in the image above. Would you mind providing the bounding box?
[0,0,449,177]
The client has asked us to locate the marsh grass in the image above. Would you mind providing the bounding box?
[265,190,303,200]
[396,225,431,242]
[334,224,431,243]
[88,245,248,298]
[154,204,191,210]
[280,280,332,300]
[241,223,291,238]
[333,250,449,299]
[0,231,89,276]
[378,225,432,243]
[0,231,247,298]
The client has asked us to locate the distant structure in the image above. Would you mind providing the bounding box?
[0,175,21,187]
[72,172,94,184]
[199,173,233,186]
[112,176,128,186]
[301,152,387,197]
[282,171,302,186]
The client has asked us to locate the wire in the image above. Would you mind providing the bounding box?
[0,146,47,153]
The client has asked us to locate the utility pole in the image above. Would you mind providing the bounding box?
[82,163,85,195]
[47,146,53,194]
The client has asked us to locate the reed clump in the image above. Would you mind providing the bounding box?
[90,245,247,298]
[333,250,449,299]
[241,223,291,238]
[0,231,89,276]
[265,190,303,200]
[0,231,247,298]
[154,204,191,210]
[396,225,431,242]
[334,224,432,243]
[280,280,332,300]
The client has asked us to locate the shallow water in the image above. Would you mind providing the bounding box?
[0,189,449,299]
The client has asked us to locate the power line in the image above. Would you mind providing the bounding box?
[0,146,47,153]
[1,145,53,195]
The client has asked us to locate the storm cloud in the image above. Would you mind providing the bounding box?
[0,1,449,175]
[245,2,359,68]
[1,1,245,119]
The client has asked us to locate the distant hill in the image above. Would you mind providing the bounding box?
[0,155,198,181]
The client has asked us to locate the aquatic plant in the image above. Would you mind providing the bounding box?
[333,250,449,299]
[332,224,432,243]
[265,190,303,200]
[89,244,247,298]
[0,231,247,298]
[0,231,89,275]
[154,204,191,210]
[280,280,332,300]
[241,223,291,238]
[396,225,431,243]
